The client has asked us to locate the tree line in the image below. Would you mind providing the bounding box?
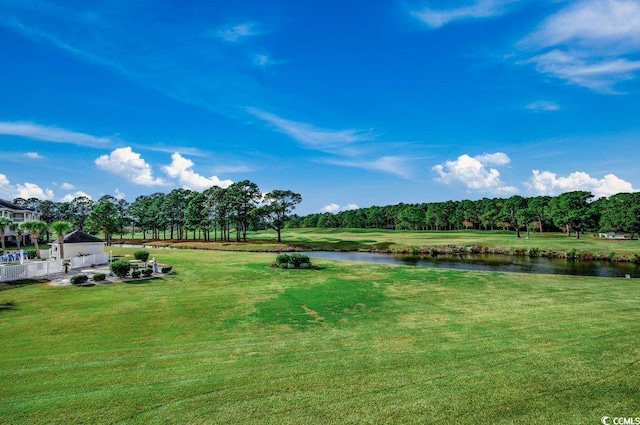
[9,180,301,245]
[287,191,640,239]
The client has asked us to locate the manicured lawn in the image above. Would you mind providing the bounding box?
[1,248,638,424]
[132,228,640,259]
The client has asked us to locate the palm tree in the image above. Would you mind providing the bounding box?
[49,221,73,260]
[9,223,24,249]
[20,220,48,259]
[0,217,12,250]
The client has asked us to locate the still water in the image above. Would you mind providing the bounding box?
[302,251,640,278]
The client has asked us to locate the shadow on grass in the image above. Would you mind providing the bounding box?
[0,278,48,292]
[0,301,16,311]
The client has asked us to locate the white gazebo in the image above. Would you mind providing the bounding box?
[51,230,105,259]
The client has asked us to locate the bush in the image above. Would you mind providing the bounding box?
[134,250,150,262]
[110,260,131,278]
[70,274,89,285]
[93,273,106,282]
[141,268,153,277]
[161,266,173,273]
[275,253,312,269]
[527,248,540,258]
[131,270,141,279]
[23,249,37,259]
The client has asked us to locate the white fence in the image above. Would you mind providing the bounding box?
[0,252,109,282]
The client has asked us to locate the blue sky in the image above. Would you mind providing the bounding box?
[1,0,640,215]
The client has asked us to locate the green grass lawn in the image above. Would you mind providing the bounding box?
[130,228,640,259]
[1,248,638,424]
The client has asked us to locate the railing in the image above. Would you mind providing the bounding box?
[0,252,109,282]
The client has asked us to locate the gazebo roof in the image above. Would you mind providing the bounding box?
[63,230,104,244]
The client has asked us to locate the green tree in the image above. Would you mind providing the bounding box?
[69,196,95,230]
[227,180,261,242]
[551,191,595,239]
[20,220,48,258]
[499,195,528,238]
[185,192,210,240]
[0,217,12,250]
[260,190,302,242]
[86,200,121,245]
[9,223,24,248]
[50,220,73,259]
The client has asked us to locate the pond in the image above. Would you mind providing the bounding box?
[302,251,640,278]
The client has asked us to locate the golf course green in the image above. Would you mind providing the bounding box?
[1,246,638,424]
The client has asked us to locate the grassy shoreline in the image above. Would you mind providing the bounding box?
[113,228,640,262]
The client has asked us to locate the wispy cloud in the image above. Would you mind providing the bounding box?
[0,121,112,147]
[326,156,413,179]
[433,152,517,194]
[24,152,44,159]
[217,22,260,42]
[411,0,521,28]
[246,108,373,155]
[526,169,635,197]
[525,100,560,112]
[518,0,640,93]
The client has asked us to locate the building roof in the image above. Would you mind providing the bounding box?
[0,199,35,211]
[63,230,105,244]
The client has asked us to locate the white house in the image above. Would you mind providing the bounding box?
[0,198,41,246]
[51,230,106,259]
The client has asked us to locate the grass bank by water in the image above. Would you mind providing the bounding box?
[119,228,640,261]
[1,248,638,424]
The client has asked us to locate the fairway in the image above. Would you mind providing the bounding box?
[1,248,639,424]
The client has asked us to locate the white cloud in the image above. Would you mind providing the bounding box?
[217,22,259,42]
[526,100,560,112]
[0,173,55,200]
[24,152,43,159]
[163,152,233,191]
[60,191,92,203]
[322,203,341,213]
[526,170,635,197]
[321,203,360,213]
[433,152,517,194]
[60,182,75,190]
[519,0,640,92]
[114,188,126,200]
[247,108,372,155]
[95,147,167,186]
[0,121,111,146]
[475,152,511,166]
[412,0,519,28]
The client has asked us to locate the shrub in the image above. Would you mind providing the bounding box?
[161,266,173,273]
[141,268,153,277]
[527,248,540,258]
[565,249,579,260]
[110,260,131,278]
[134,250,150,262]
[131,270,141,279]
[275,253,312,269]
[23,249,37,259]
[93,273,106,282]
[275,253,291,267]
[70,274,89,285]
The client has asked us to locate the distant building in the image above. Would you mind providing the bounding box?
[50,230,105,259]
[0,198,41,246]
